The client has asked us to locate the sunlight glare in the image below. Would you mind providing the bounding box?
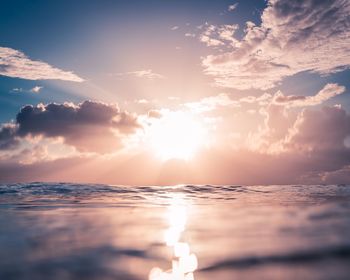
[149,197,198,280]
[148,111,205,160]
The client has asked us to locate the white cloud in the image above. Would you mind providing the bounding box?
[185,93,240,112]
[282,106,350,153]
[184,83,344,116]
[240,93,272,105]
[199,24,239,48]
[185,33,196,38]
[30,86,43,93]
[273,83,346,107]
[170,26,179,31]
[199,23,239,47]
[113,69,164,80]
[10,86,44,94]
[135,99,149,104]
[199,24,225,47]
[11,88,23,93]
[200,35,224,47]
[217,24,239,44]
[228,3,238,12]
[0,47,84,82]
[201,0,350,90]
[130,70,164,79]
[245,83,348,155]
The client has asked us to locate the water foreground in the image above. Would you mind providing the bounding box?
[0,183,350,280]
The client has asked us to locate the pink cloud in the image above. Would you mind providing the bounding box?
[201,0,350,89]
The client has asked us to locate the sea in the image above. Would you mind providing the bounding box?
[0,183,350,280]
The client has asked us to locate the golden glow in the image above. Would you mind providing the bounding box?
[148,111,205,161]
[149,197,198,280]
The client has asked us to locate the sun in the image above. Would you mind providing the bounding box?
[148,111,205,161]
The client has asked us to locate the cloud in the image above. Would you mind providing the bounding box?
[318,165,350,184]
[15,145,50,165]
[0,101,141,153]
[185,93,240,112]
[248,102,350,156]
[183,83,344,114]
[228,3,238,12]
[130,70,164,79]
[283,106,350,152]
[10,85,44,94]
[217,24,239,44]
[135,99,149,104]
[0,124,18,150]
[2,110,349,184]
[273,83,346,107]
[30,86,43,93]
[244,84,348,157]
[0,47,84,82]
[199,24,225,47]
[147,109,163,119]
[239,93,272,105]
[170,26,179,31]
[185,33,196,38]
[245,83,345,108]
[1,89,350,184]
[0,104,350,185]
[241,104,350,183]
[199,24,239,48]
[200,35,224,47]
[112,69,164,80]
[201,0,350,89]
[11,87,23,93]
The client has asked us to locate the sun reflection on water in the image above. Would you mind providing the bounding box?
[149,198,198,280]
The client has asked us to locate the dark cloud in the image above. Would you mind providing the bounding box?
[0,124,18,150]
[0,101,141,153]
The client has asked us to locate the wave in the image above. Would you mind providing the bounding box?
[200,245,350,271]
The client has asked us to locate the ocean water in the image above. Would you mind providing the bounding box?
[0,183,350,280]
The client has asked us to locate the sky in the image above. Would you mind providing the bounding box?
[0,0,350,185]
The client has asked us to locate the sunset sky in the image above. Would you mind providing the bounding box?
[0,0,350,185]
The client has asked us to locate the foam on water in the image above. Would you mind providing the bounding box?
[1,183,350,280]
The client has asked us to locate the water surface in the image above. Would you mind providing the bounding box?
[0,183,350,280]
